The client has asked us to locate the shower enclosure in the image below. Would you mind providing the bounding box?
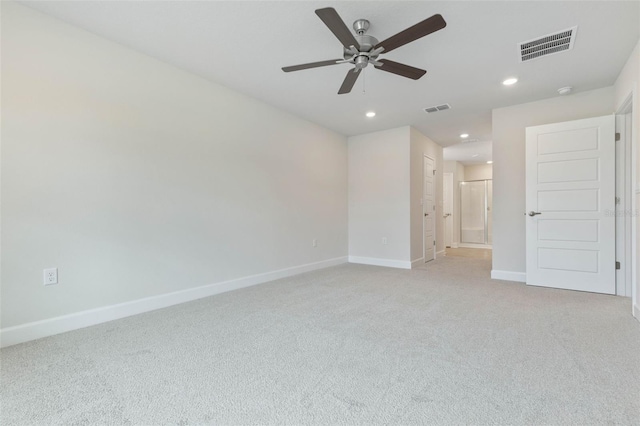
[460,180,492,246]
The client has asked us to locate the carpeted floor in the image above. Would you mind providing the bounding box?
[2,256,639,425]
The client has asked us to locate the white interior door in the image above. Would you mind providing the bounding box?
[424,156,435,262]
[443,172,453,248]
[526,115,615,294]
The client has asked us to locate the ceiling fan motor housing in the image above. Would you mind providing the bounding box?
[343,32,380,69]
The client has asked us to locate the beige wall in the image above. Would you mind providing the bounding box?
[613,39,640,316]
[464,164,492,181]
[348,127,411,263]
[1,3,348,329]
[410,127,444,260]
[348,126,443,266]
[492,87,615,277]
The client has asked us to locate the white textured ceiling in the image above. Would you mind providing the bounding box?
[443,140,492,166]
[21,1,640,152]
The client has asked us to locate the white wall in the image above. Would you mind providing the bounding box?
[348,127,411,264]
[613,39,640,318]
[410,127,444,260]
[1,3,348,332]
[464,164,492,181]
[492,87,615,278]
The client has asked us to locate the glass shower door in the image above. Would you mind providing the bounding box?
[460,180,492,245]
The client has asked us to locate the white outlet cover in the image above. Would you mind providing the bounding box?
[44,268,58,285]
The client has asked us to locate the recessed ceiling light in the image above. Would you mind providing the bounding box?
[487,161,493,164]
[558,86,572,95]
[503,77,518,86]
[460,133,469,138]
[366,111,376,118]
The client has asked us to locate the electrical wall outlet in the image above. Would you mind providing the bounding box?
[312,239,317,247]
[44,268,58,286]
[382,237,388,245]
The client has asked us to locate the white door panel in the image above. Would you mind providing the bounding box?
[538,220,599,242]
[537,189,599,211]
[537,127,599,154]
[537,158,599,183]
[538,248,599,273]
[526,115,615,294]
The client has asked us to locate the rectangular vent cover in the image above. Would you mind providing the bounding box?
[518,26,577,62]
[424,103,451,113]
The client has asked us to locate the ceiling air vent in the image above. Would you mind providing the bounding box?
[424,103,451,114]
[518,26,577,62]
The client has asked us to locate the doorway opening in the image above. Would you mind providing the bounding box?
[442,160,493,262]
[460,179,492,247]
[423,155,436,263]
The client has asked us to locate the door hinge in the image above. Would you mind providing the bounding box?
[615,196,621,205]
[433,240,436,246]
[432,169,436,176]
[615,132,620,141]
[616,261,621,270]
[433,205,436,211]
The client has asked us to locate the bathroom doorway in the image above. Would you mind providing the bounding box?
[460,179,492,248]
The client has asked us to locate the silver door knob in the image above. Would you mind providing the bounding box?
[528,211,542,216]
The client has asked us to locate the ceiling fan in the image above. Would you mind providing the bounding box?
[282,7,446,94]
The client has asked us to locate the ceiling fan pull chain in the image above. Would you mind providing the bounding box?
[362,68,366,94]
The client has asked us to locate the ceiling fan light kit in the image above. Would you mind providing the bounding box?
[282,7,447,94]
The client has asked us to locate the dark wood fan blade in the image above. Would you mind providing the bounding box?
[338,68,360,94]
[282,59,343,72]
[375,14,446,53]
[315,7,361,50]
[374,59,426,80]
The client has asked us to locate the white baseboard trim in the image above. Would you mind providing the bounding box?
[491,270,527,283]
[634,304,640,323]
[451,243,459,248]
[348,256,412,270]
[411,257,425,268]
[436,250,445,257]
[0,256,348,348]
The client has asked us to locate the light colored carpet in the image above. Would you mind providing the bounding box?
[2,256,639,425]
[445,247,492,260]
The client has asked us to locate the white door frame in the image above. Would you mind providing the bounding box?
[423,155,436,261]
[443,172,454,248]
[615,98,633,296]
[615,92,637,314]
